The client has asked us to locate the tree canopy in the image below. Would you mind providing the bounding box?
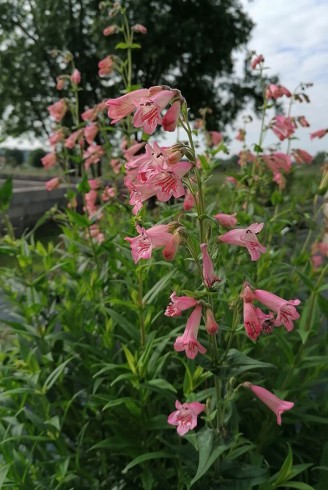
[0,0,261,137]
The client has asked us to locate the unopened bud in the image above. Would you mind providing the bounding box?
[205,308,219,335]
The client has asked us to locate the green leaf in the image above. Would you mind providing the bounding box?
[77,174,90,193]
[0,177,13,211]
[277,483,315,490]
[115,42,141,49]
[0,464,10,488]
[122,451,174,473]
[198,155,210,171]
[220,349,275,376]
[122,345,137,374]
[144,378,177,394]
[270,443,293,486]
[66,209,90,227]
[42,356,75,393]
[142,268,176,304]
[106,308,139,341]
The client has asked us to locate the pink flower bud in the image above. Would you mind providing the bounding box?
[251,54,264,69]
[163,231,181,261]
[214,213,237,228]
[132,24,147,34]
[162,101,181,132]
[103,25,118,36]
[45,177,60,191]
[41,152,57,169]
[205,308,219,335]
[98,55,113,77]
[70,68,81,85]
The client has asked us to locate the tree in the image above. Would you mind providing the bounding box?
[0,0,260,137]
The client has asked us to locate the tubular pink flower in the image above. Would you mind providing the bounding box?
[88,178,101,190]
[49,129,64,146]
[243,303,263,341]
[64,129,83,149]
[253,289,301,331]
[41,152,57,169]
[208,131,223,146]
[262,152,292,174]
[244,383,294,425]
[218,223,266,261]
[310,128,328,140]
[292,149,313,165]
[251,54,264,69]
[84,123,99,145]
[183,189,196,211]
[133,90,175,134]
[125,224,172,264]
[214,213,237,228]
[174,305,207,359]
[98,55,113,77]
[271,116,295,141]
[266,84,291,99]
[152,161,192,201]
[162,101,181,132]
[165,292,198,317]
[200,243,220,289]
[168,400,205,436]
[45,177,60,191]
[162,231,181,261]
[81,102,106,122]
[123,141,146,160]
[106,88,149,124]
[47,99,67,122]
[103,25,118,36]
[205,308,219,335]
[273,172,286,190]
[132,24,147,34]
[240,283,255,303]
[70,68,81,85]
[84,145,104,169]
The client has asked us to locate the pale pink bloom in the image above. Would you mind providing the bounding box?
[310,128,328,140]
[90,224,105,243]
[183,189,196,211]
[125,224,172,263]
[152,161,192,201]
[298,116,310,128]
[84,145,104,169]
[174,305,207,359]
[81,102,106,122]
[214,213,237,228]
[45,177,60,191]
[84,123,99,145]
[110,158,121,174]
[238,150,256,167]
[253,289,301,332]
[123,141,146,160]
[166,148,183,165]
[243,303,263,341]
[225,176,237,186]
[162,101,181,132]
[47,99,67,122]
[85,190,98,217]
[251,54,264,69]
[98,55,113,77]
[102,186,116,202]
[103,25,118,36]
[162,231,181,261]
[312,255,323,269]
[168,400,205,436]
[56,76,65,90]
[266,84,291,100]
[165,292,198,317]
[200,243,220,289]
[88,178,101,190]
[218,223,266,261]
[271,116,295,141]
[70,68,81,85]
[263,152,292,174]
[244,383,294,425]
[41,152,57,169]
[64,129,83,149]
[133,90,175,134]
[209,131,223,146]
[49,129,64,146]
[236,129,245,142]
[106,88,149,124]
[292,149,313,165]
[132,24,147,34]
[205,308,219,335]
[318,242,328,256]
[273,172,286,190]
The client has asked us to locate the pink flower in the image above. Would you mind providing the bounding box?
[244,383,294,425]
[84,123,99,145]
[102,186,116,201]
[218,223,266,261]
[47,99,67,122]
[205,308,219,335]
[123,141,146,160]
[106,88,149,124]
[125,224,173,263]
[174,305,207,359]
[49,129,64,146]
[133,90,175,134]
[81,102,106,122]
[84,145,104,169]
[88,178,101,190]
[90,224,105,244]
[271,116,295,141]
[200,243,220,289]
[70,68,81,85]
[183,189,196,211]
[298,116,310,128]
[292,149,313,165]
[162,230,181,261]
[98,56,113,77]
[312,255,323,269]
[132,24,147,34]
[253,289,301,331]
[103,25,118,36]
[208,131,223,146]
[110,158,121,174]
[238,150,256,167]
[266,84,291,100]
[168,400,205,436]
[243,303,263,341]
[214,213,237,228]
[162,101,181,132]
[236,129,245,142]
[56,76,65,90]
[225,176,237,186]
[84,190,98,217]
[165,292,198,317]
[310,128,328,140]
[41,152,57,169]
[64,129,83,149]
[263,153,292,174]
[251,54,264,69]
[45,177,60,191]
[273,172,286,190]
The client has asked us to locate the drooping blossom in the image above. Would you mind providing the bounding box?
[265,84,291,100]
[214,213,237,228]
[64,129,84,149]
[200,243,220,289]
[103,25,118,36]
[132,24,147,34]
[133,90,176,134]
[165,292,198,317]
[244,383,294,425]
[162,230,181,261]
[106,88,149,124]
[205,308,219,335]
[81,101,106,122]
[183,189,196,211]
[125,224,173,264]
[253,289,301,332]
[168,400,205,436]
[310,128,328,140]
[123,141,146,160]
[98,55,113,77]
[41,152,57,169]
[236,129,245,142]
[162,101,181,132]
[262,152,292,174]
[84,123,99,145]
[47,99,67,122]
[45,177,61,191]
[208,131,223,147]
[49,129,64,146]
[84,145,104,169]
[271,116,295,141]
[242,302,263,341]
[251,54,264,69]
[70,68,81,85]
[218,223,266,261]
[174,305,207,359]
[292,149,313,165]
